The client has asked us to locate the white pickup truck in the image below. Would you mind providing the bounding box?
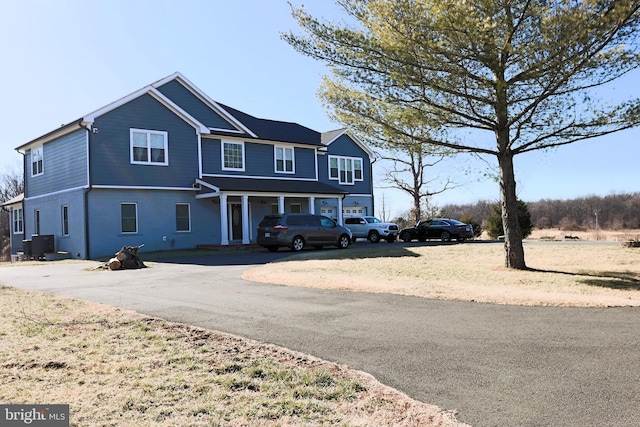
[344,216,399,243]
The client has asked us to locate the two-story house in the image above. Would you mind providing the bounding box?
[5,72,376,259]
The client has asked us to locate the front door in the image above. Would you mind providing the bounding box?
[229,203,243,241]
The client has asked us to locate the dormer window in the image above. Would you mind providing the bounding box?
[130,129,168,165]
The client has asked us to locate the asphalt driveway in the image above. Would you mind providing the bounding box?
[2,250,639,427]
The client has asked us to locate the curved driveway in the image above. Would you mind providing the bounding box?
[2,250,639,427]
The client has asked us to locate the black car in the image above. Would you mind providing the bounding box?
[399,218,474,242]
[257,213,352,252]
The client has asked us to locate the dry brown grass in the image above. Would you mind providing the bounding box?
[0,286,467,427]
[243,238,640,307]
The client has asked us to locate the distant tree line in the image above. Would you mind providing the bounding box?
[1,167,24,261]
[440,193,640,231]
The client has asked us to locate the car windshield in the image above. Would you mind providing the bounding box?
[365,217,382,223]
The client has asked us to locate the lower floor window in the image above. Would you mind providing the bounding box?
[121,203,138,233]
[176,203,190,232]
[62,205,69,236]
[34,209,40,235]
[12,208,23,234]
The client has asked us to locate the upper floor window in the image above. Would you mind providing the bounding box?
[222,141,244,171]
[31,146,43,176]
[12,208,23,234]
[275,146,294,173]
[329,155,364,185]
[130,129,168,165]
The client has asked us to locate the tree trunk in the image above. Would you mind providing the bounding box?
[413,192,421,223]
[498,151,527,269]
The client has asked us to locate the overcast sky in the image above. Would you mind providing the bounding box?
[2,0,638,219]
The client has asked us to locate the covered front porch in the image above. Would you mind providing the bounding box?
[195,177,349,245]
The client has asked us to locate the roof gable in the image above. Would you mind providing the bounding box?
[321,129,376,158]
[16,72,370,154]
[156,80,240,132]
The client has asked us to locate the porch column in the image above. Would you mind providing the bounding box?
[241,195,250,244]
[308,196,315,214]
[278,196,285,213]
[337,197,343,225]
[220,194,229,245]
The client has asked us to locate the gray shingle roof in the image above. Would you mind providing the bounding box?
[216,103,322,146]
[198,177,348,195]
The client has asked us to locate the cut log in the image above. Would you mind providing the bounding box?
[108,257,122,270]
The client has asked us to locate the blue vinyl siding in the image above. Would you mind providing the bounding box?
[26,130,87,197]
[87,189,220,258]
[328,134,370,158]
[202,138,317,179]
[89,94,199,188]
[156,80,238,131]
[319,134,372,194]
[22,188,87,258]
[201,139,222,175]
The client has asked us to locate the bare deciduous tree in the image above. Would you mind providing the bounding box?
[284,0,640,269]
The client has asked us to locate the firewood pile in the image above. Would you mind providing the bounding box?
[107,244,145,270]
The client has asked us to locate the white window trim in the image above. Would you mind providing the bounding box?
[61,205,69,236]
[121,202,138,234]
[31,146,44,177]
[12,208,23,234]
[328,155,364,185]
[130,129,169,166]
[34,209,40,235]
[176,203,191,232]
[221,140,245,171]
[353,158,363,181]
[274,145,295,174]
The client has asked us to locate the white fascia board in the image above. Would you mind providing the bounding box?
[91,185,198,191]
[220,190,345,198]
[195,178,220,192]
[163,73,258,138]
[202,133,321,150]
[147,89,209,134]
[323,129,377,159]
[82,86,209,135]
[82,85,154,125]
[16,120,84,152]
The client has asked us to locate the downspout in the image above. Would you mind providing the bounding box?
[14,148,27,243]
[82,120,93,260]
[370,156,378,217]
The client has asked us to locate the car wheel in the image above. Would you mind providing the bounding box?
[368,231,380,243]
[291,236,305,251]
[337,235,350,249]
[266,246,279,252]
[441,231,451,242]
[351,237,357,244]
[386,236,396,243]
[400,232,411,242]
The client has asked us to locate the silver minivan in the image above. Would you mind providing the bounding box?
[257,213,352,252]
